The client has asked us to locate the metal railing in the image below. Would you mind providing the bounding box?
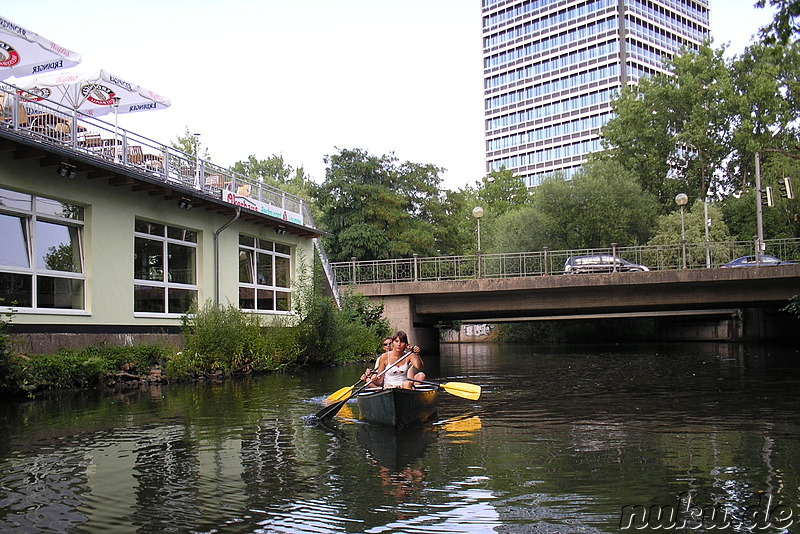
[332,238,800,285]
[0,83,311,227]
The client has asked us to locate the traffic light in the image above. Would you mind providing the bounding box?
[779,177,794,199]
[761,187,775,207]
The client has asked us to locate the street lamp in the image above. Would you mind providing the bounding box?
[472,206,484,253]
[472,206,484,278]
[193,132,201,189]
[675,193,688,269]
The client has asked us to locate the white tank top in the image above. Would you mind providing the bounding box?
[383,361,410,388]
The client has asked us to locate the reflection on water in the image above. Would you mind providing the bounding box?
[0,342,798,533]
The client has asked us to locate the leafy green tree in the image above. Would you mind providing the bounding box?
[476,167,531,217]
[485,160,658,251]
[647,199,733,266]
[728,41,800,189]
[756,0,800,44]
[598,44,736,207]
[231,154,320,222]
[316,148,447,261]
[171,127,210,160]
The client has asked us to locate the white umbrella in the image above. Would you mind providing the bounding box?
[0,16,80,80]
[18,68,170,117]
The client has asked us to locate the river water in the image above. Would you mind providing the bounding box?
[1,342,799,533]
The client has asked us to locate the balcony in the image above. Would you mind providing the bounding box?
[0,83,320,237]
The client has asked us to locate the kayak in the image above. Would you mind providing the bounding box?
[357,386,438,427]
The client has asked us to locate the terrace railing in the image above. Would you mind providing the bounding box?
[0,84,312,228]
[332,238,800,285]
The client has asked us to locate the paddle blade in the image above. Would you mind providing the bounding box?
[315,397,349,421]
[325,386,354,404]
[441,381,482,401]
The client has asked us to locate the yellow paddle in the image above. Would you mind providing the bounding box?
[410,379,482,401]
[315,350,413,422]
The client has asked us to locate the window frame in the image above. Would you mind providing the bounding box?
[0,188,86,314]
[238,235,293,314]
[133,219,199,317]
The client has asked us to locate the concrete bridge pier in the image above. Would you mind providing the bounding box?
[379,295,439,354]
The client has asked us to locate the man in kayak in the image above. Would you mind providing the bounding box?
[361,331,425,389]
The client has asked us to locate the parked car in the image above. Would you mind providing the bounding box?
[720,255,797,268]
[563,254,649,274]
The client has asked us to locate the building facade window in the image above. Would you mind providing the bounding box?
[0,187,85,311]
[133,219,198,314]
[238,235,292,313]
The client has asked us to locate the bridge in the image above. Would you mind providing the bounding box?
[331,240,800,350]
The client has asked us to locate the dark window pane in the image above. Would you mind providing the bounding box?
[36,221,81,273]
[239,235,254,247]
[168,288,196,314]
[135,220,164,236]
[257,253,272,286]
[239,286,255,310]
[275,243,290,255]
[257,290,274,311]
[134,285,165,313]
[134,237,164,281]
[168,226,197,243]
[239,249,254,283]
[168,243,196,284]
[275,256,290,288]
[0,213,30,268]
[0,272,32,307]
[37,276,84,309]
[276,291,291,312]
[258,239,273,251]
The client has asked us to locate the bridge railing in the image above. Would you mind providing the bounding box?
[331,238,800,285]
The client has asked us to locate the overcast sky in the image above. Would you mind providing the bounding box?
[2,1,777,190]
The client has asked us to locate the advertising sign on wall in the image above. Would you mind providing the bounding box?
[222,189,303,226]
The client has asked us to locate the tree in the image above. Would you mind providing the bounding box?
[171,127,210,160]
[756,0,800,44]
[485,160,659,252]
[231,154,320,222]
[316,148,447,261]
[598,44,737,208]
[476,167,531,217]
[648,199,732,267]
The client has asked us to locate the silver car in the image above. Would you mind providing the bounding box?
[564,254,649,274]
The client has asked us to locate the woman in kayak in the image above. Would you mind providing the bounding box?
[361,330,425,389]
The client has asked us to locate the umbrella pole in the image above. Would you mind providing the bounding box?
[113,97,120,161]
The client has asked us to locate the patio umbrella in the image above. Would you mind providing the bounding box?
[18,68,170,117]
[0,16,81,80]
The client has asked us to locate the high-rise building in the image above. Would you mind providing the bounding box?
[482,0,711,187]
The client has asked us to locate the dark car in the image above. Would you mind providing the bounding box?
[720,255,797,268]
[563,254,649,274]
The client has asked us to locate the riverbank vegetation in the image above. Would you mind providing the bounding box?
[0,268,390,397]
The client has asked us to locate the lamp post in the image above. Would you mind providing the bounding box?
[675,193,688,269]
[193,132,201,189]
[472,206,484,278]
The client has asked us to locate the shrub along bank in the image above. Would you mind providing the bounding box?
[0,286,390,398]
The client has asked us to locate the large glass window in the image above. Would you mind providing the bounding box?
[134,219,198,314]
[0,187,84,310]
[238,235,292,312]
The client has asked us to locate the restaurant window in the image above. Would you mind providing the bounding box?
[0,187,85,311]
[134,219,198,314]
[238,235,292,312]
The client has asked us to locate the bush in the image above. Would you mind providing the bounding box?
[18,345,171,391]
[175,302,271,377]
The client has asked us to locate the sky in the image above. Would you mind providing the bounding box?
[2,0,778,190]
